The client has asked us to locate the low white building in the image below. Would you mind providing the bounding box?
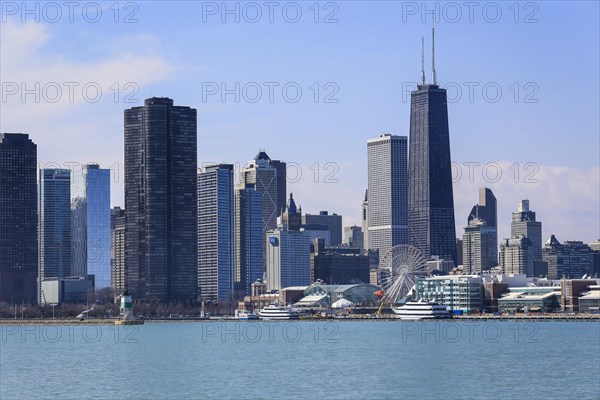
[414,275,483,313]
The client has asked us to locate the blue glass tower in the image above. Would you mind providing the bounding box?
[39,169,71,301]
[71,164,111,289]
[234,188,263,296]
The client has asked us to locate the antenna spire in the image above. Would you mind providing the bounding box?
[431,20,437,85]
[421,36,425,86]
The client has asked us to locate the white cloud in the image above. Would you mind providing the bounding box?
[1,19,175,119]
[291,161,599,245]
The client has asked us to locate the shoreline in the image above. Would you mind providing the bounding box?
[1,314,599,325]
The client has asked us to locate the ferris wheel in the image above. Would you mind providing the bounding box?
[378,244,429,304]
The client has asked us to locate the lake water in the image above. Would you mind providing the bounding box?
[1,321,599,399]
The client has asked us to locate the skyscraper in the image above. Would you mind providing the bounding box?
[198,164,234,302]
[468,187,498,263]
[234,188,263,296]
[367,134,408,259]
[71,164,111,289]
[408,28,457,264]
[249,151,286,217]
[511,200,542,262]
[124,97,198,301]
[266,195,310,292]
[110,207,126,292]
[499,235,534,276]
[269,158,287,218]
[38,169,71,302]
[238,153,278,233]
[0,133,37,304]
[462,219,497,274]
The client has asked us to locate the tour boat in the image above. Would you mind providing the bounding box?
[257,304,301,320]
[392,299,452,320]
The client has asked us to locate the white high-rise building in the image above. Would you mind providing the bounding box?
[265,229,310,292]
[265,195,310,292]
[367,134,408,259]
[198,164,234,302]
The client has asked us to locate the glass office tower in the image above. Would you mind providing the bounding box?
[71,164,111,289]
[39,169,72,302]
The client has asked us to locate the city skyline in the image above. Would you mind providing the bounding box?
[1,3,598,245]
[1,4,599,400]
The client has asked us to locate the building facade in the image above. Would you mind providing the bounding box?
[124,97,198,301]
[462,218,497,274]
[414,275,483,313]
[590,240,600,277]
[311,239,370,285]
[367,134,408,259]
[250,151,286,218]
[71,164,111,289]
[543,235,592,279]
[238,154,278,233]
[110,207,126,292]
[511,200,542,263]
[0,133,38,304]
[468,187,497,265]
[301,224,331,248]
[361,190,369,251]
[266,229,310,292]
[198,164,234,302]
[499,235,535,276]
[302,211,343,246]
[234,188,264,296]
[344,226,364,251]
[38,169,71,302]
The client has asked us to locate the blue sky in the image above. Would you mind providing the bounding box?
[1,1,598,244]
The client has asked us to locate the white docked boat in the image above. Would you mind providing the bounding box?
[236,310,259,320]
[392,299,452,320]
[257,305,301,320]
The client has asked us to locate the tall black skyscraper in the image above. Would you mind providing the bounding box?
[408,28,457,264]
[0,133,38,304]
[124,98,198,301]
